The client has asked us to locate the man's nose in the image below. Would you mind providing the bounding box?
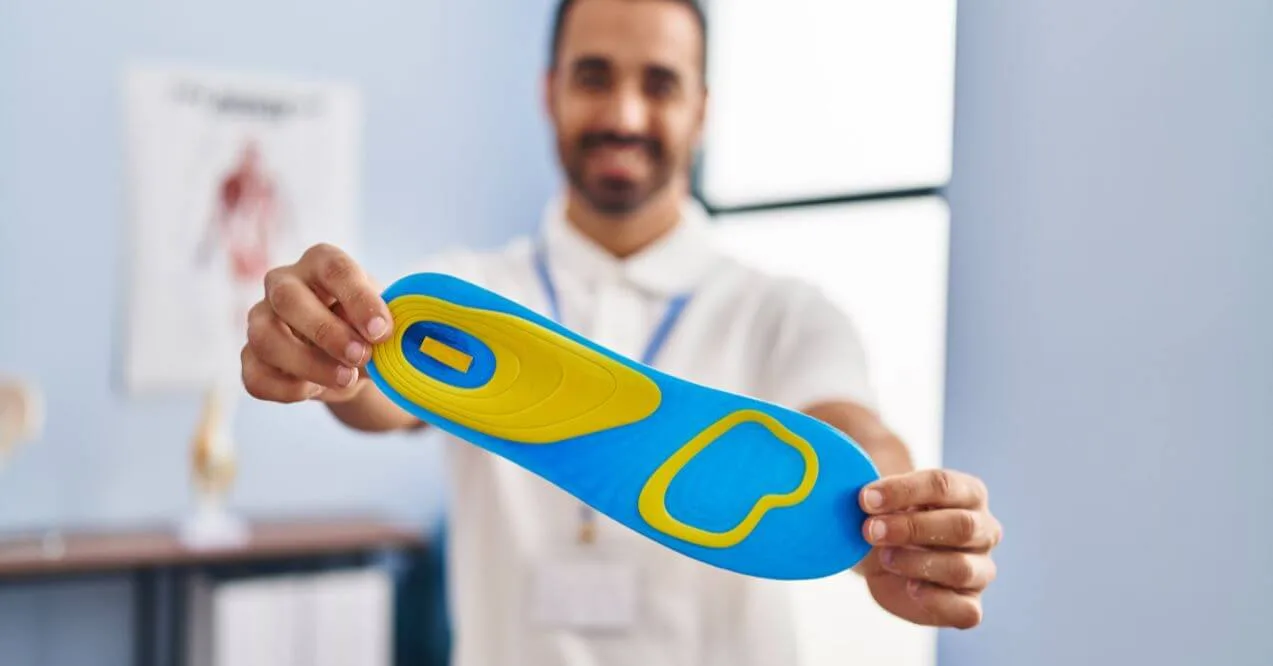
[600,88,649,136]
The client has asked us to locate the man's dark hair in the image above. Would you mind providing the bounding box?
[548,0,708,75]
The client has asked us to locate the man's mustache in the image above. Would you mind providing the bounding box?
[579,132,662,157]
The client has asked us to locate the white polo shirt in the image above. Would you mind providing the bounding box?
[413,197,877,666]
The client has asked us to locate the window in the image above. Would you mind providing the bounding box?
[699,0,957,210]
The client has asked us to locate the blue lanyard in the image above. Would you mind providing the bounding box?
[532,243,691,367]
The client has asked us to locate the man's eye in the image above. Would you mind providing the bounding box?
[644,71,680,99]
[646,78,674,98]
[578,71,609,89]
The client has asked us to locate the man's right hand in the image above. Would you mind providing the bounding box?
[242,244,393,405]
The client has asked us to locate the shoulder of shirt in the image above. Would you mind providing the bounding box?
[707,248,843,323]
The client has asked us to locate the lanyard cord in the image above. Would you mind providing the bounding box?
[532,243,691,366]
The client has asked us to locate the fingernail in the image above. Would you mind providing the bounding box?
[307,385,325,399]
[346,341,367,365]
[880,548,895,567]
[864,488,884,510]
[907,579,922,599]
[337,366,356,387]
[367,317,388,340]
[870,519,888,542]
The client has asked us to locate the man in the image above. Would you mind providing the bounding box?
[240,0,1002,664]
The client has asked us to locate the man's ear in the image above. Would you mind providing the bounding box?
[692,85,710,149]
[542,70,557,121]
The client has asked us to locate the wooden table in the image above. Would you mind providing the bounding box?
[0,517,427,666]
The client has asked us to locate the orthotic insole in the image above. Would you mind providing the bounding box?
[366,273,880,580]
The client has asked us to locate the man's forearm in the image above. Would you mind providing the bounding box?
[324,379,425,433]
[804,400,914,477]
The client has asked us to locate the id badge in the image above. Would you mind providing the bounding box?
[530,557,640,632]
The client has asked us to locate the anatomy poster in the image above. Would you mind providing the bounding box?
[122,64,362,392]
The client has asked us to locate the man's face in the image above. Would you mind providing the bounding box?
[547,0,707,216]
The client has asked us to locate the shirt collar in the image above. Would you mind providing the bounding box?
[539,195,723,296]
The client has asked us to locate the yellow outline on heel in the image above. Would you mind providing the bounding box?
[637,409,819,548]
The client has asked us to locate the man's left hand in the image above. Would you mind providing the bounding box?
[857,469,1002,629]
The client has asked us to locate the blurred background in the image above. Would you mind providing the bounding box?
[1,1,1271,665]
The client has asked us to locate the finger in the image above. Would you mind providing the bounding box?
[861,469,987,514]
[246,303,361,390]
[865,509,1000,550]
[262,270,373,367]
[906,580,983,630]
[241,346,324,403]
[297,244,391,342]
[879,548,996,591]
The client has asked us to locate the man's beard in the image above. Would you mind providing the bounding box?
[562,131,674,216]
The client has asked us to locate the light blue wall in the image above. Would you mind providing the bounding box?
[0,0,558,534]
[1,1,556,664]
[942,2,1273,666]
